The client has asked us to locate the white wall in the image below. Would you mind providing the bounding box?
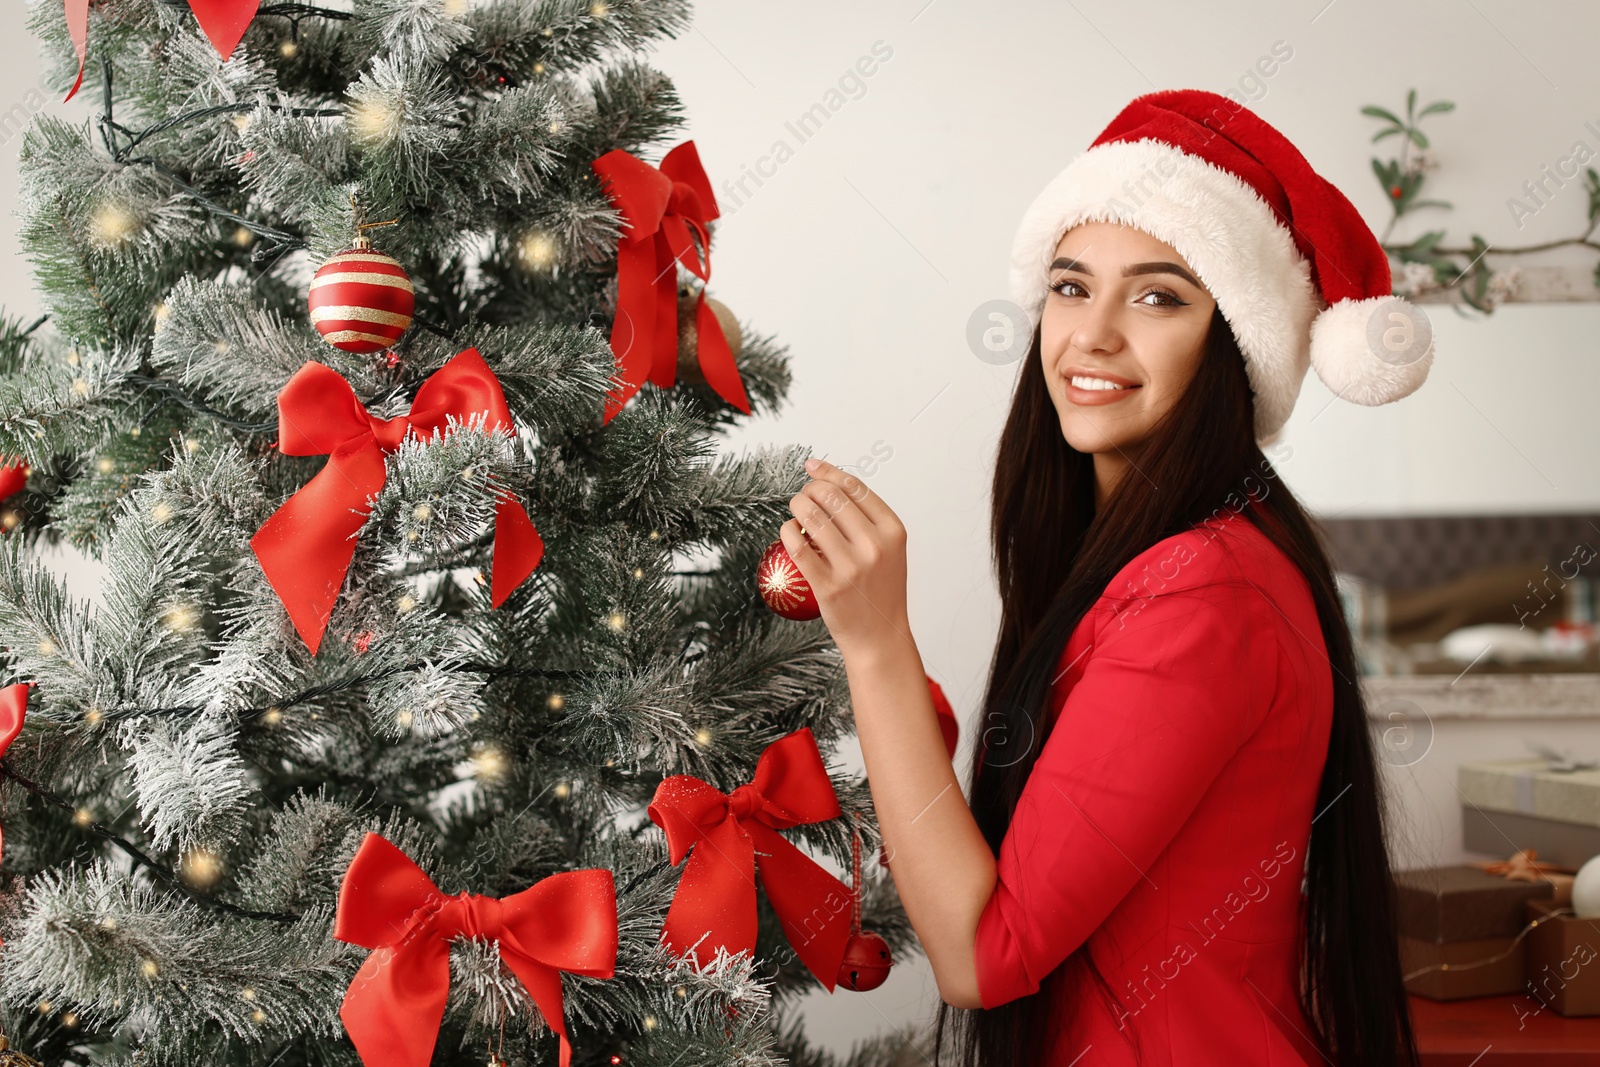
[5,0,1600,1054]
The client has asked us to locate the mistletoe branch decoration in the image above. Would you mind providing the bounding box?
[1366,88,1600,313]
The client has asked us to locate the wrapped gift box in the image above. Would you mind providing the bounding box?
[1400,934,1526,1001]
[1395,865,1555,941]
[1458,760,1600,827]
[1523,898,1600,1017]
[1394,866,1554,1000]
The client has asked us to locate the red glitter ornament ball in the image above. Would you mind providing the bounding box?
[756,539,820,620]
[308,241,415,354]
[837,930,893,992]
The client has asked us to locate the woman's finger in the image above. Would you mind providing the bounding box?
[779,518,828,581]
[789,488,850,562]
[805,458,898,528]
[799,478,872,544]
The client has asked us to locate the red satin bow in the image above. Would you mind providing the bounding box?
[590,140,750,422]
[66,0,258,102]
[648,727,854,990]
[334,833,617,1067]
[250,347,543,656]
[0,683,29,876]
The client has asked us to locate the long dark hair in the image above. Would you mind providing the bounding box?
[934,307,1418,1065]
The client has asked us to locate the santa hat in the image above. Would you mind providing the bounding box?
[1009,89,1434,445]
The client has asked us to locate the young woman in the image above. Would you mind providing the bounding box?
[779,91,1434,1064]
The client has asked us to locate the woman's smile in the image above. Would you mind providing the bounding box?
[1062,367,1143,405]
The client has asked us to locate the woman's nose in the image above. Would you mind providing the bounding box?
[1068,297,1126,356]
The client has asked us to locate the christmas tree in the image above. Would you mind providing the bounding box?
[0,1,924,1064]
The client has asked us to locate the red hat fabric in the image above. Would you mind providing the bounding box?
[1009,89,1434,444]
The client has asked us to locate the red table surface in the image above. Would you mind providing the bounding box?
[1410,993,1600,1065]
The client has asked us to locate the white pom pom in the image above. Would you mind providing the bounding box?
[1308,295,1434,406]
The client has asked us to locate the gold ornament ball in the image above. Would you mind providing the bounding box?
[675,289,742,387]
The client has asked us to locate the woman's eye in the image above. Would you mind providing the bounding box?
[1046,279,1187,308]
[1139,287,1186,308]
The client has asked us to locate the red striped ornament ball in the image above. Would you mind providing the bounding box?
[307,244,415,354]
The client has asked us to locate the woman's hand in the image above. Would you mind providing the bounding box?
[782,457,912,658]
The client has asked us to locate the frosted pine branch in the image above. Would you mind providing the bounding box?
[2,865,349,1042]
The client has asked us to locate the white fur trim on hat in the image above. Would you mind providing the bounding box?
[1009,137,1321,444]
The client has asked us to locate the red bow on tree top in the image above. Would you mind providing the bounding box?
[251,347,543,656]
[590,140,751,423]
[334,833,617,1067]
[648,727,856,990]
[65,0,258,101]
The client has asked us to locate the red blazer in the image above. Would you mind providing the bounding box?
[973,508,1333,1065]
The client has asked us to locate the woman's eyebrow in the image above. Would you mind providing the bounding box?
[1049,257,1203,290]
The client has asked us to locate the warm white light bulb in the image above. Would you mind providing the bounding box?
[519,230,557,269]
[90,202,139,247]
[162,603,200,632]
[473,745,509,780]
[349,99,401,145]
[180,847,223,888]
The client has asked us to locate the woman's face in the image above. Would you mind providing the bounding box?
[1039,221,1218,461]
